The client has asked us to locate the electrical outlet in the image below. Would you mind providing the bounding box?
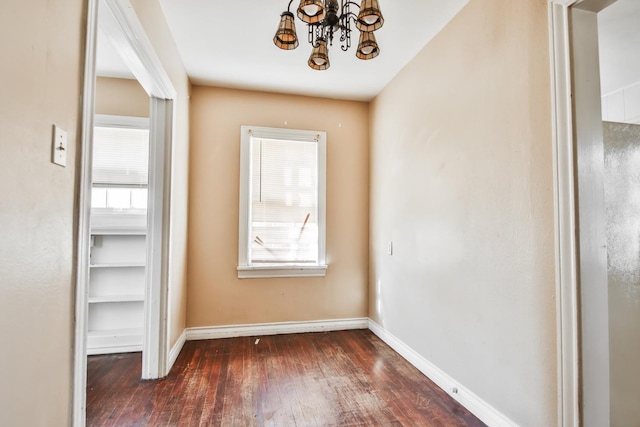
[52,125,67,167]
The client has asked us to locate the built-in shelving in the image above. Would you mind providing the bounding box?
[87,212,146,355]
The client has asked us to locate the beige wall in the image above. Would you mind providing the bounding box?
[0,0,85,425]
[369,0,557,425]
[95,77,149,117]
[188,86,369,327]
[0,1,190,423]
[603,121,640,427]
[131,0,191,350]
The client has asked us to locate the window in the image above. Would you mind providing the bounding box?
[91,115,149,212]
[238,126,327,278]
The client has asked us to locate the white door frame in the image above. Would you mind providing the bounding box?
[143,97,173,379]
[548,2,581,425]
[74,0,176,424]
[549,1,616,426]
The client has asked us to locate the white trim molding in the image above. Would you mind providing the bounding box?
[237,264,327,279]
[143,97,174,380]
[100,0,176,100]
[186,318,368,341]
[548,1,581,426]
[368,320,517,427]
[73,0,99,424]
[168,329,187,371]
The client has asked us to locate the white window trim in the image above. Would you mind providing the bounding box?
[238,125,327,279]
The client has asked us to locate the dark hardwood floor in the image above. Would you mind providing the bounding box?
[87,329,485,426]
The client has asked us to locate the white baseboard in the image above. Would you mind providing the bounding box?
[186,317,368,341]
[368,320,517,427]
[168,328,187,372]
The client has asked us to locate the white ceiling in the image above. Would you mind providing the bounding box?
[156,0,469,101]
[598,0,640,95]
[95,0,640,102]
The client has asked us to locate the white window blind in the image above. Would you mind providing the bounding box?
[238,125,327,278]
[250,137,318,264]
[92,126,149,186]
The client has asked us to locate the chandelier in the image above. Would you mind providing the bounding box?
[273,0,384,70]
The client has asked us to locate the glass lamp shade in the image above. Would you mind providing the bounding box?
[308,38,330,70]
[356,31,379,60]
[297,0,325,24]
[274,12,299,50]
[355,0,384,32]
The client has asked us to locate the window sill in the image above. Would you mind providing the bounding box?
[237,264,327,279]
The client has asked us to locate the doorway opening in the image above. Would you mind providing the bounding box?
[74,0,176,424]
[550,0,640,425]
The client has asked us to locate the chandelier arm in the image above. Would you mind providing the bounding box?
[339,9,351,51]
[342,1,360,12]
[342,12,359,22]
[341,1,360,26]
[286,0,295,12]
[309,23,323,46]
[341,28,350,51]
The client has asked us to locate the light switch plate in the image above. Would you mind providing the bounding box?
[52,125,67,167]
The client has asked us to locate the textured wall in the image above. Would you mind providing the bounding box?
[0,0,85,425]
[188,86,369,327]
[603,121,640,427]
[368,0,557,425]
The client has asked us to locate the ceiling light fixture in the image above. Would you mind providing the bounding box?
[274,0,384,71]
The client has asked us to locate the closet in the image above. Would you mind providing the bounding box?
[87,113,149,355]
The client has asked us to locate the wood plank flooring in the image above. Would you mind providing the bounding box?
[87,329,485,426]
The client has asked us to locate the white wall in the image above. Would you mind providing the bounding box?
[369,0,558,425]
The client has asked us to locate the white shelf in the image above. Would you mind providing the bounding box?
[90,262,145,268]
[91,227,146,236]
[88,223,147,355]
[88,294,144,303]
